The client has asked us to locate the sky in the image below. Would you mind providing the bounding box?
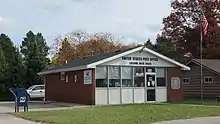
[0,0,171,46]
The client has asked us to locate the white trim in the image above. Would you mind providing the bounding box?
[39,46,190,75]
[38,65,88,75]
[87,46,190,70]
[182,78,190,84]
[143,48,190,70]
[204,76,213,84]
[87,47,143,68]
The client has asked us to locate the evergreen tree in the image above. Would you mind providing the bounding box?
[0,34,15,90]
[143,38,155,50]
[10,46,25,88]
[0,44,6,91]
[20,31,49,87]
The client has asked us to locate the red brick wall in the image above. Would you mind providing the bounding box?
[167,67,183,101]
[45,69,95,105]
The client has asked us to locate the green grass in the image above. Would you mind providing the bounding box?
[170,99,220,106]
[13,104,220,124]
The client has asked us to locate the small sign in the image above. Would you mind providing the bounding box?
[20,96,26,103]
[84,70,92,84]
[171,77,181,89]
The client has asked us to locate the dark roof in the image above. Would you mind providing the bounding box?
[44,46,141,72]
[190,59,220,74]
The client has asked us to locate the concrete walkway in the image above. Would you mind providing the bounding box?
[152,116,220,124]
[0,113,38,124]
[0,106,38,124]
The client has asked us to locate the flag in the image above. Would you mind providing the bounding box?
[201,11,208,35]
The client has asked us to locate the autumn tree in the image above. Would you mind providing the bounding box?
[51,31,136,65]
[162,0,220,60]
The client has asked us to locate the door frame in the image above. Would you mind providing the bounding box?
[145,70,157,103]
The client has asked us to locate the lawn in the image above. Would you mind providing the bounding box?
[170,98,220,106]
[14,104,220,124]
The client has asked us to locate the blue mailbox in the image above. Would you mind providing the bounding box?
[9,88,29,112]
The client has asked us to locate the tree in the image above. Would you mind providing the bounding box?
[143,38,154,50]
[162,0,220,59]
[0,44,6,91]
[0,34,17,91]
[56,38,74,65]
[10,46,25,88]
[52,31,136,65]
[20,31,50,87]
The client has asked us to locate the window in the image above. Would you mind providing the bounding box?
[146,67,155,73]
[121,67,133,87]
[134,67,145,87]
[182,78,190,84]
[156,68,166,86]
[96,66,107,87]
[109,66,120,87]
[74,74,77,83]
[204,77,213,83]
[32,86,41,91]
[60,72,65,81]
[65,76,68,83]
[41,86,45,89]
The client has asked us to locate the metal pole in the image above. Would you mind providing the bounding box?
[200,24,203,105]
[199,5,204,104]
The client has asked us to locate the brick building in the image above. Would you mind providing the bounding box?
[38,46,190,105]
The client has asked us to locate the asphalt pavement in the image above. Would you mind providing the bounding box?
[0,100,83,124]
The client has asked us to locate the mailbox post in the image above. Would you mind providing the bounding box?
[9,88,29,112]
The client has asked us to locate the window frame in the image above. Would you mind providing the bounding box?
[204,76,213,84]
[134,67,145,87]
[182,78,190,84]
[95,66,108,88]
[60,72,65,81]
[108,66,121,87]
[156,68,166,87]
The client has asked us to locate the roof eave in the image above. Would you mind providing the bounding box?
[38,65,90,76]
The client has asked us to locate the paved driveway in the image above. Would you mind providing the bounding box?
[0,101,85,124]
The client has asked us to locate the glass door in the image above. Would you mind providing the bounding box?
[145,67,156,102]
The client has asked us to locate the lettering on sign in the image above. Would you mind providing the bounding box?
[122,56,158,65]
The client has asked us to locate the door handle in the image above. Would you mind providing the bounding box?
[40,91,42,92]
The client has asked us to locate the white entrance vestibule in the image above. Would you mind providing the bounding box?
[95,50,170,105]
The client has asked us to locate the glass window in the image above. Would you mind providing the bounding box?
[32,86,41,91]
[109,66,120,87]
[60,72,65,81]
[96,79,108,87]
[65,76,68,83]
[134,67,145,87]
[146,67,155,73]
[156,68,165,77]
[157,78,166,86]
[182,78,190,84]
[96,66,107,79]
[204,77,213,83]
[96,66,107,87]
[156,68,166,87]
[121,67,132,87]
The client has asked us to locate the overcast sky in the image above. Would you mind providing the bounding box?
[0,0,171,46]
